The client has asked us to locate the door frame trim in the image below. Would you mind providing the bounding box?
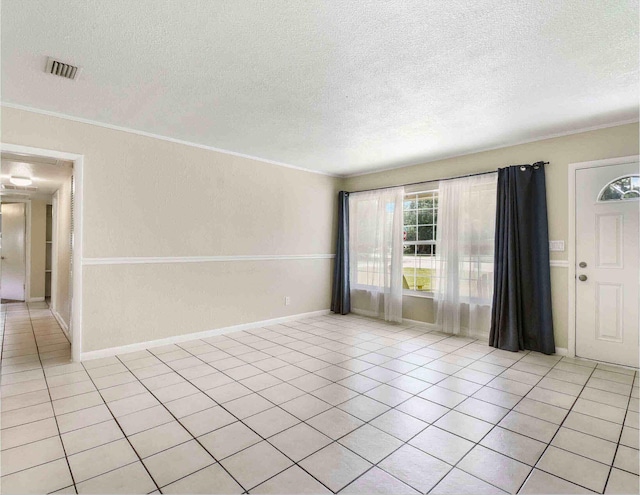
[568,154,639,359]
[1,143,84,362]
[51,191,58,317]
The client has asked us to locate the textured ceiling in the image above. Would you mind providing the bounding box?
[1,1,638,176]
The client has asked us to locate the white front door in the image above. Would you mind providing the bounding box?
[0,202,26,301]
[575,161,639,367]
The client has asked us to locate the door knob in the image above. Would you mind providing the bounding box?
[578,274,588,281]
[579,261,587,268]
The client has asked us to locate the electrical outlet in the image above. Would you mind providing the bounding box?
[549,240,565,252]
[285,296,291,306]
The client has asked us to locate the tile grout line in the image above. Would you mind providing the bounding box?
[155,317,635,494]
[30,320,640,494]
[113,353,264,494]
[516,362,602,493]
[0,314,490,492]
[27,303,80,494]
[411,342,600,493]
[26,355,629,444]
[23,337,626,433]
[0,329,612,476]
[118,326,399,492]
[0,305,78,492]
[423,352,637,493]
[3,310,637,494]
[309,321,564,493]
[118,349,351,494]
[172,323,540,494]
[425,356,551,494]
[161,326,431,492]
[76,361,164,492]
[274,318,638,493]
[601,369,637,490]
[113,320,633,420]
[173,320,459,493]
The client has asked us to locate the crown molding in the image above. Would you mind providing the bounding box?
[1,102,340,178]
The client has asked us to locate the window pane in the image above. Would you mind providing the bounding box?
[418,196,435,209]
[405,226,416,241]
[404,211,416,226]
[418,210,433,225]
[418,226,433,241]
[402,270,415,290]
[404,198,417,210]
[417,244,432,256]
[418,263,434,290]
[598,175,640,201]
[402,245,416,291]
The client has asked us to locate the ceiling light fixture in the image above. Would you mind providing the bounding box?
[10,176,33,186]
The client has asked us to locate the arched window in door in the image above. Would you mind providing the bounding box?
[597,175,640,201]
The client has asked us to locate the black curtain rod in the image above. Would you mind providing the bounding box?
[348,161,549,194]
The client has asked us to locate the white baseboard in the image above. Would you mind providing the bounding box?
[555,347,569,356]
[351,308,406,324]
[351,308,380,319]
[402,319,489,343]
[52,309,71,341]
[402,318,439,329]
[28,297,45,302]
[81,309,331,362]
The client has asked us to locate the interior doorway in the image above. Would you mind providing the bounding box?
[0,145,82,361]
[570,156,640,368]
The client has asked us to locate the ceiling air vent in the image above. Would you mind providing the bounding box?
[2,184,38,192]
[45,57,82,80]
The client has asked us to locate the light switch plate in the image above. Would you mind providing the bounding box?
[549,240,565,252]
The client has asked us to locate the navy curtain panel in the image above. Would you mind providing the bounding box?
[331,191,350,315]
[489,164,555,354]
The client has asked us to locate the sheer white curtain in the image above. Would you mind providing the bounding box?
[435,173,497,337]
[349,187,404,322]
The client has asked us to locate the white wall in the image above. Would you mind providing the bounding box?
[2,107,340,353]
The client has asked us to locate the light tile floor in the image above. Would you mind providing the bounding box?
[1,302,639,494]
